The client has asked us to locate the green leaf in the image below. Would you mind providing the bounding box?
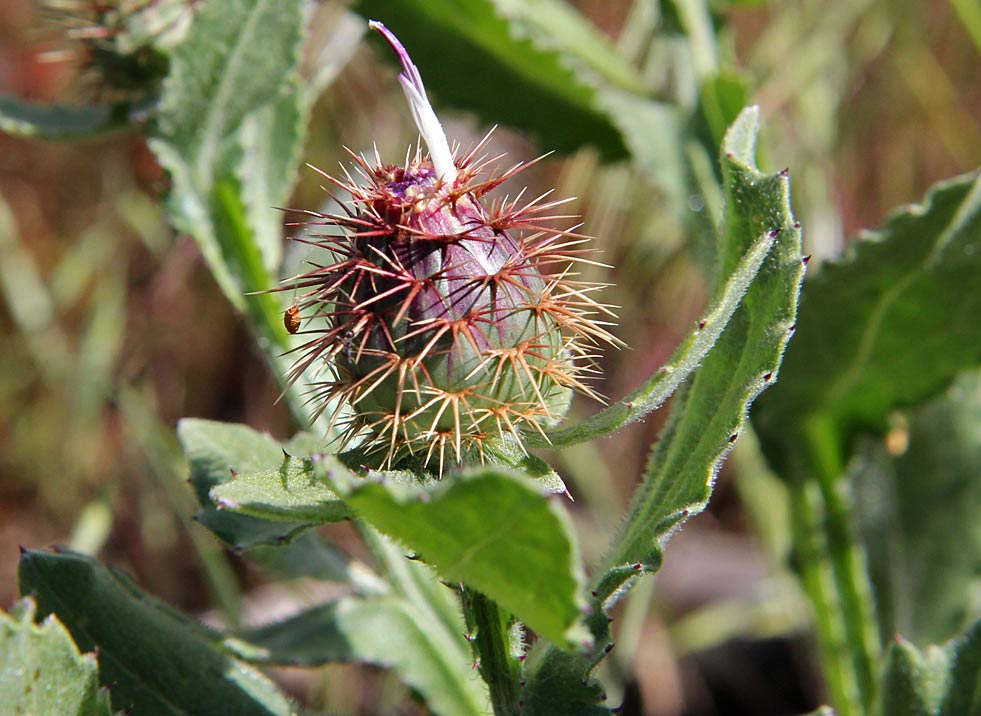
[878,637,949,716]
[236,528,490,714]
[179,419,390,596]
[0,96,130,140]
[604,105,803,590]
[697,70,751,151]
[488,0,649,94]
[148,0,307,325]
[756,170,981,449]
[516,95,767,453]
[940,618,981,716]
[519,618,613,716]
[873,618,981,716]
[0,597,113,716]
[232,596,489,715]
[18,549,294,716]
[854,371,981,648]
[522,106,804,711]
[234,74,308,275]
[323,463,590,650]
[353,0,628,157]
[178,418,316,548]
[211,452,350,523]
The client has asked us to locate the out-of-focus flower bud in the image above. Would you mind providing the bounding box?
[41,0,198,103]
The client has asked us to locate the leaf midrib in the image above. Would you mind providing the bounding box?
[194,0,274,186]
[818,180,981,421]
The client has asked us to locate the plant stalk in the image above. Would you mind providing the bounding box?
[461,586,523,716]
[789,479,861,716]
[796,415,882,715]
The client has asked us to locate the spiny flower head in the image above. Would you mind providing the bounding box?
[283,22,621,471]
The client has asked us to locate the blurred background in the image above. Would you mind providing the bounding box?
[1,0,979,713]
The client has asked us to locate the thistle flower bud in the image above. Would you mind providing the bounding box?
[283,22,620,470]
[41,0,197,102]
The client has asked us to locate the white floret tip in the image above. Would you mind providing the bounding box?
[369,20,458,184]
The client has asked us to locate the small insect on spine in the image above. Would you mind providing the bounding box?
[284,303,301,334]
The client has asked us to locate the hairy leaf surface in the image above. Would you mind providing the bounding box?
[19,550,293,716]
[604,106,803,582]
[0,597,113,716]
[756,171,981,453]
[876,618,981,716]
[534,227,778,447]
[148,0,307,335]
[178,418,316,548]
[211,453,350,523]
[324,464,590,650]
[522,106,804,712]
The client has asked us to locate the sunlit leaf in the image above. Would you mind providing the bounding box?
[0,597,113,716]
[533,227,778,448]
[177,418,315,548]
[753,170,981,712]
[602,104,803,602]
[323,463,590,650]
[211,452,350,524]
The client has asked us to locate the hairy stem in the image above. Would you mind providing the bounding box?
[461,587,523,716]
